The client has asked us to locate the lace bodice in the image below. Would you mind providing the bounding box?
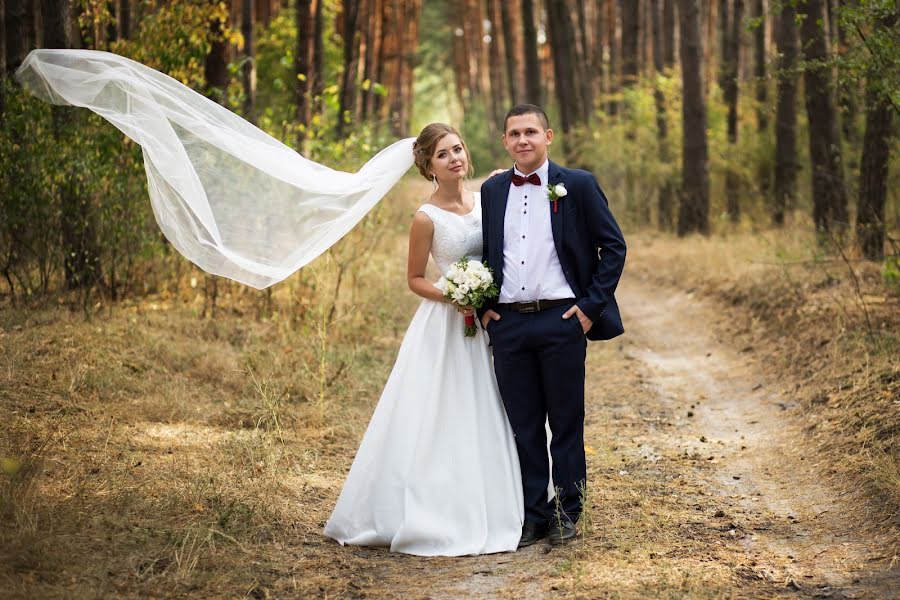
[417,195,483,276]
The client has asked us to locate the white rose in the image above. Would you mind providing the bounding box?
[554,183,568,197]
[458,284,470,295]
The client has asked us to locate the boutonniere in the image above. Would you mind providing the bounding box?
[546,183,567,214]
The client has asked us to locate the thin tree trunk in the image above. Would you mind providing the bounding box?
[361,0,382,121]
[593,0,606,103]
[5,0,27,73]
[752,0,766,130]
[487,0,507,124]
[546,0,582,140]
[521,0,541,106]
[1,0,6,117]
[856,9,896,261]
[606,0,619,114]
[772,1,798,226]
[241,0,256,124]
[653,0,675,230]
[620,0,639,89]
[399,0,420,135]
[312,0,323,105]
[120,0,130,39]
[295,0,313,143]
[677,0,710,236]
[798,0,847,234]
[499,0,526,105]
[573,0,593,120]
[663,0,676,67]
[835,0,857,143]
[337,0,360,136]
[203,0,230,317]
[722,0,743,222]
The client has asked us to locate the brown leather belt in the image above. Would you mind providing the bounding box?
[496,298,575,313]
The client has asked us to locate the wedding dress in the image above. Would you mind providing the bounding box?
[324,199,524,556]
[16,49,525,555]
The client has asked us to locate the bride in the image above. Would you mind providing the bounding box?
[323,124,524,556]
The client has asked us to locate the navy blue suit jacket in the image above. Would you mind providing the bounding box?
[480,161,626,341]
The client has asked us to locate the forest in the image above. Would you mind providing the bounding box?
[1,0,897,302]
[1,1,898,598]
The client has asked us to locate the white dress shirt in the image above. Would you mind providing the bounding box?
[498,160,575,303]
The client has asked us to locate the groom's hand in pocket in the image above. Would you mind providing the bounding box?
[481,309,501,330]
[563,305,593,334]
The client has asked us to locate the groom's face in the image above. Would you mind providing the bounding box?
[503,114,553,174]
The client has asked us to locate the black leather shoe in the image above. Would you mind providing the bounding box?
[517,522,548,548]
[547,519,577,545]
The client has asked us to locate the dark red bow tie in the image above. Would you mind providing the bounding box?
[511,173,541,187]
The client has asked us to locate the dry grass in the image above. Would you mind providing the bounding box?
[1,181,897,597]
[630,226,900,529]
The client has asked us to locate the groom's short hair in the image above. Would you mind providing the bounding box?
[503,104,550,133]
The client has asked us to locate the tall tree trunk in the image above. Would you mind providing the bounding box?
[521,0,541,106]
[606,0,619,115]
[704,0,718,97]
[721,0,743,222]
[772,1,798,226]
[1,0,6,117]
[336,0,360,136]
[855,10,896,261]
[798,0,847,234]
[241,0,256,124]
[663,0,676,68]
[203,0,230,316]
[677,0,710,236]
[620,0,639,89]
[499,0,526,105]
[5,0,27,73]
[361,0,382,121]
[120,0,130,39]
[546,0,582,143]
[312,0,323,104]
[835,0,857,143]
[653,0,675,230]
[487,0,507,125]
[752,0,766,131]
[399,0,420,135]
[295,0,314,144]
[572,0,593,120]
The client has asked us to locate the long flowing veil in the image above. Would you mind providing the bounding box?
[15,49,415,289]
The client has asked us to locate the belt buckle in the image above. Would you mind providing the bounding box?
[520,300,539,314]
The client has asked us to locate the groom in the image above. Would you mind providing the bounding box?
[479,104,626,546]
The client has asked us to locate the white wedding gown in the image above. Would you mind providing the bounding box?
[324,198,524,556]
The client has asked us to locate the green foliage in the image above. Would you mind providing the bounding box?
[883,255,900,293]
[835,0,900,108]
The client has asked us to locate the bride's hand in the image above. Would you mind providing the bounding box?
[488,168,506,178]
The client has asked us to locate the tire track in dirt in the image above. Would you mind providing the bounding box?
[618,275,898,598]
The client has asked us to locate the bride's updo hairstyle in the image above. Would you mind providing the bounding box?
[412,123,475,180]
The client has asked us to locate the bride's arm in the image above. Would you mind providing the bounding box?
[407,212,447,303]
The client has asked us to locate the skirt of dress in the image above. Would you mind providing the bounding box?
[324,299,524,556]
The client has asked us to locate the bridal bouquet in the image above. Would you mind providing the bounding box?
[443,258,499,337]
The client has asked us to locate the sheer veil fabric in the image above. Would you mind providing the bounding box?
[16,49,415,289]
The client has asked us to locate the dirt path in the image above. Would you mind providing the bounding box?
[336,272,897,599]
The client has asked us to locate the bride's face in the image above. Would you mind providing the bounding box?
[430,134,468,183]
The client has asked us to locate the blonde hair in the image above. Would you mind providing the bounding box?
[412,123,474,180]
